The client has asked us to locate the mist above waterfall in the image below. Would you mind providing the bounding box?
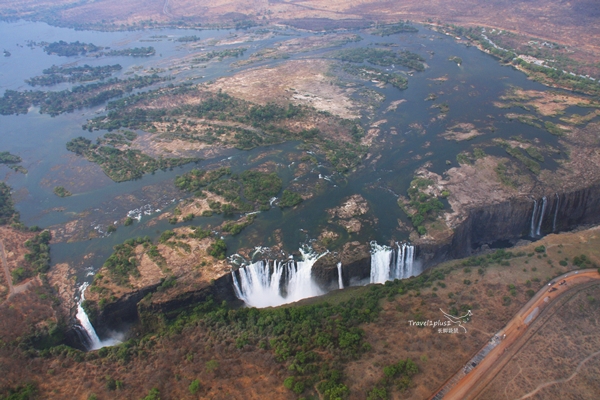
[232,248,325,308]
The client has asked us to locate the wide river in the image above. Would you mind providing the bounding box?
[0,20,588,280]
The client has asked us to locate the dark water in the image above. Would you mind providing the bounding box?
[0,20,589,277]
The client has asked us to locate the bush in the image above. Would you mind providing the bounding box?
[283,377,294,390]
[189,379,201,394]
[142,388,161,400]
[534,245,546,253]
[208,239,227,259]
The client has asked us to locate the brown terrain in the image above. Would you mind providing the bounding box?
[2,1,599,56]
[0,219,598,399]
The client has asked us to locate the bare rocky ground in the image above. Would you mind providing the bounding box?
[211,59,361,120]
[85,226,229,305]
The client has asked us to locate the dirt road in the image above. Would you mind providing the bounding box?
[431,269,600,400]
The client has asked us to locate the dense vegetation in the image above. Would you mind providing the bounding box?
[84,87,367,173]
[42,40,102,56]
[367,359,420,399]
[102,47,155,57]
[279,190,303,208]
[26,64,122,86]
[12,230,52,284]
[40,41,155,58]
[100,237,150,285]
[399,178,445,235]
[0,182,17,225]
[66,135,198,182]
[334,47,425,72]
[240,170,282,204]
[193,48,246,63]
[0,151,27,173]
[0,75,167,116]
[175,168,282,213]
[371,21,418,36]
[52,186,71,198]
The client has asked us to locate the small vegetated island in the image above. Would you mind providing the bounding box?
[66,132,199,182]
[26,64,123,86]
[41,40,155,57]
[0,74,167,116]
[0,151,27,173]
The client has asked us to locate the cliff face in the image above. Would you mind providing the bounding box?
[448,184,600,260]
[83,185,600,344]
[315,185,600,287]
[312,242,371,291]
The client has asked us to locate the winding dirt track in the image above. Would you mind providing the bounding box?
[431,269,600,400]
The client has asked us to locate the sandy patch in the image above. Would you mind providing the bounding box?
[210,59,359,119]
[441,122,483,141]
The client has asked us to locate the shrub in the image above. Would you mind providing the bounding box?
[189,379,201,394]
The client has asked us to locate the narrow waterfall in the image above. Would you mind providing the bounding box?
[75,283,123,351]
[232,249,325,308]
[530,199,537,237]
[370,242,416,284]
[536,196,547,237]
[553,193,559,232]
[75,283,101,350]
[337,262,344,289]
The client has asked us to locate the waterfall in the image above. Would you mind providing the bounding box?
[337,262,344,289]
[553,193,559,232]
[232,249,325,308]
[370,242,393,284]
[530,199,537,237]
[370,242,416,284]
[75,283,122,351]
[75,283,101,350]
[536,196,547,237]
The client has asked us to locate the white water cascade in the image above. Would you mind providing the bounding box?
[530,199,537,237]
[337,262,344,289]
[232,249,325,308]
[75,283,122,351]
[553,193,560,232]
[370,242,416,284]
[536,196,547,237]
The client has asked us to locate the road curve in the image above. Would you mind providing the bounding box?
[430,269,600,400]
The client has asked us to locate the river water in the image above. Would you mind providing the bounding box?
[0,20,593,279]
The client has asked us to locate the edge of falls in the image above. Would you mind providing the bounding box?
[370,241,416,284]
[231,248,326,308]
[75,283,122,351]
